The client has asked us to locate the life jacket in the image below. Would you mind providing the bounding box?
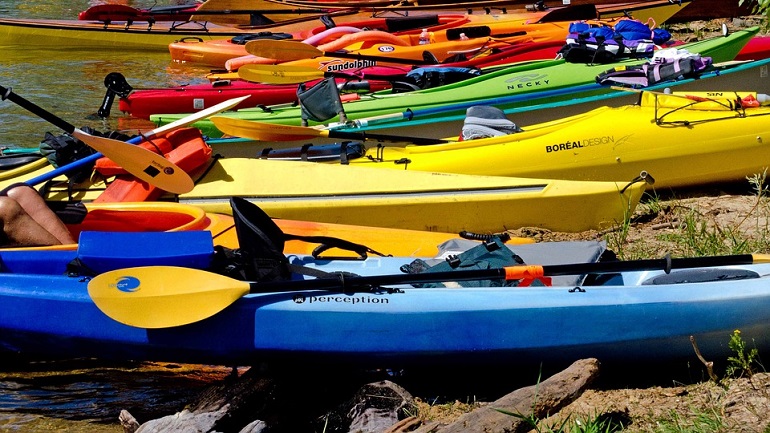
[399,237,613,288]
[558,19,668,64]
[596,49,713,87]
[93,127,212,202]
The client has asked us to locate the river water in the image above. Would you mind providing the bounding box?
[0,0,213,151]
[0,2,238,432]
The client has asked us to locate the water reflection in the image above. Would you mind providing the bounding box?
[0,357,233,432]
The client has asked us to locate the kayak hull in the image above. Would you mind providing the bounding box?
[337,91,770,190]
[118,74,398,119]
[1,233,768,368]
[1,157,646,233]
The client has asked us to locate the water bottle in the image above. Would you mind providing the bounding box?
[419,29,430,45]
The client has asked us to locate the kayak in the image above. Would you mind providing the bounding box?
[246,89,770,190]
[1,223,768,368]
[1,154,647,233]
[5,201,240,251]
[266,0,692,21]
[78,3,202,22]
[10,154,649,235]
[153,27,759,137]
[114,72,400,120]
[0,9,366,51]
[168,13,472,68]
[232,11,671,73]
[0,158,532,256]
[735,35,770,61]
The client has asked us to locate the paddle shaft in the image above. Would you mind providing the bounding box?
[243,254,760,293]
[210,116,449,144]
[0,84,172,187]
[1,85,80,136]
[325,129,448,145]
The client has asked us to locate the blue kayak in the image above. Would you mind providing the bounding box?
[1,219,769,368]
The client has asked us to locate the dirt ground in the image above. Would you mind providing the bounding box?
[418,17,770,430]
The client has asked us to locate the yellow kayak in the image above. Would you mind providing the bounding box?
[1,156,646,233]
[331,90,770,190]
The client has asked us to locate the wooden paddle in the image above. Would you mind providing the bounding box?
[0,84,195,194]
[88,253,770,328]
[238,64,404,85]
[210,116,449,144]
[245,40,437,65]
[21,95,251,190]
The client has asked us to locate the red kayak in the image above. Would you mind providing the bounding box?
[78,3,201,22]
[113,71,401,120]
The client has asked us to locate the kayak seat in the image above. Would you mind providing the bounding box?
[228,197,390,282]
[297,77,347,127]
[0,153,44,171]
[76,231,214,274]
[385,15,439,33]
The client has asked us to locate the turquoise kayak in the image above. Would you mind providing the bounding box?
[151,27,760,138]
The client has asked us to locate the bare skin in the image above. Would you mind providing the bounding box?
[0,185,75,247]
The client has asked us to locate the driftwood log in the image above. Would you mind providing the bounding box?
[121,358,600,433]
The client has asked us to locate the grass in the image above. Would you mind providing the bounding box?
[605,173,770,260]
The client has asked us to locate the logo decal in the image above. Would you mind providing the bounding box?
[378,46,395,53]
[112,276,141,293]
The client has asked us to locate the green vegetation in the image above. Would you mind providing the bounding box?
[726,329,762,378]
[605,173,770,260]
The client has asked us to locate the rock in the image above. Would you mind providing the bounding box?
[120,409,141,433]
[410,358,600,433]
[318,380,417,433]
[238,420,268,433]
[135,407,228,433]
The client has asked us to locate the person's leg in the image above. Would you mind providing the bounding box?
[4,185,75,245]
[0,196,64,246]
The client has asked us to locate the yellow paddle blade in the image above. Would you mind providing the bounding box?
[752,254,770,263]
[73,131,195,194]
[88,266,251,328]
[245,40,323,61]
[239,64,326,84]
[211,116,326,141]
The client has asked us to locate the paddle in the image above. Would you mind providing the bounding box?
[245,40,437,66]
[22,95,251,190]
[0,84,195,194]
[210,116,449,144]
[89,253,770,328]
[238,64,405,85]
